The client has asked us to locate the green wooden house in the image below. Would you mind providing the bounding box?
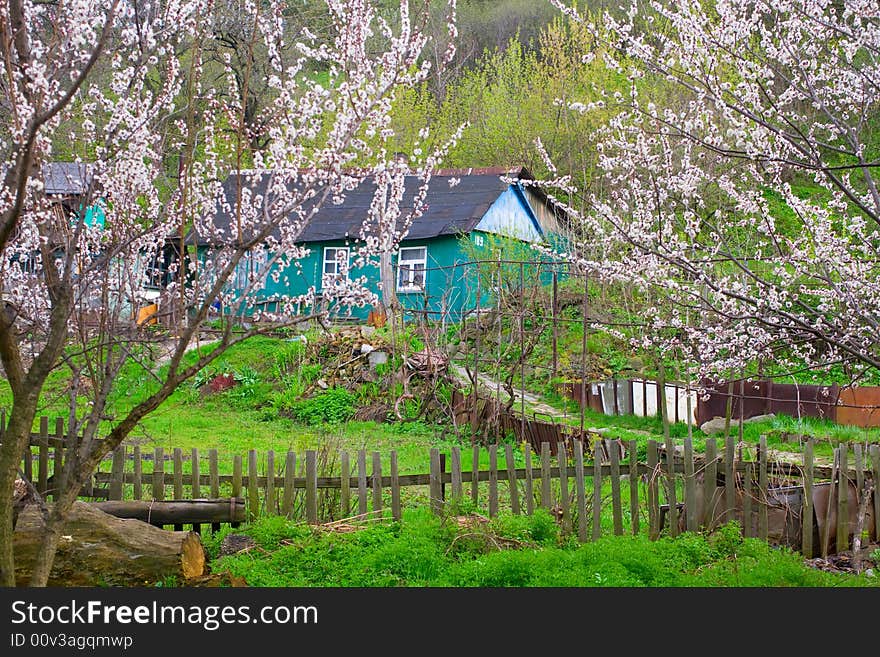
[200,166,568,323]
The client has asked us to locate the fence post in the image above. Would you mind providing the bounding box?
[610,442,623,535]
[523,445,534,515]
[647,440,659,539]
[837,444,849,553]
[430,448,442,515]
[802,440,814,557]
[132,446,142,501]
[337,451,347,519]
[172,448,183,530]
[704,438,717,529]
[471,444,480,506]
[758,435,768,540]
[152,447,165,504]
[871,445,880,543]
[488,444,498,518]
[573,438,587,542]
[540,442,552,511]
[684,436,697,533]
[248,450,259,521]
[629,439,639,536]
[357,450,368,516]
[821,448,838,558]
[232,455,242,528]
[725,435,736,525]
[504,443,519,515]
[451,446,462,501]
[665,435,678,538]
[306,450,318,524]
[265,450,275,516]
[372,451,383,517]
[391,451,401,521]
[38,416,49,496]
[592,442,603,541]
[557,441,570,532]
[110,447,125,502]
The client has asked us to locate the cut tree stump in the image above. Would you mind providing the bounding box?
[13,501,206,586]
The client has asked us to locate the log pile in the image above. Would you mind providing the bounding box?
[14,501,206,586]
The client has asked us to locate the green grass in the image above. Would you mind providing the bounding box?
[205,510,879,587]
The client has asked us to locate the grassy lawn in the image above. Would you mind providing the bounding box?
[202,509,880,587]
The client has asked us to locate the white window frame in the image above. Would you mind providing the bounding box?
[321,247,350,288]
[397,246,427,292]
[235,248,269,291]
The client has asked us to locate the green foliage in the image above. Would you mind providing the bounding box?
[288,387,357,425]
[214,514,876,588]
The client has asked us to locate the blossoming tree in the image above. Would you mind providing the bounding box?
[545,0,880,386]
[0,0,457,586]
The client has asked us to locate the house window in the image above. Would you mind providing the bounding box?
[397,246,427,292]
[322,247,349,287]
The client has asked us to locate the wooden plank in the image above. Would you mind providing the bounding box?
[488,444,498,517]
[684,437,697,533]
[372,451,383,516]
[609,442,623,535]
[152,448,165,502]
[232,454,242,528]
[429,448,442,515]
[821,449,838,558]
[451,446,462,500]
[172,448,183,530]
[647,440,659,539]
[248,450,259,520]
[209,449,219,497]
[390,451,401,521]
[853,443,864,507]
[338,451,349,519]
[540,442,552,511]
[837,444,849,553]
[743,463,753,538]
[523,446,534,514]
[704,438,717,529]
[725,435,736,525]
[629,440,639,536]
[191,448,201,499]
[758,435,768,541]
[209,449,220,533]
[173,448,183,499]
[265,450,276,515]
[38,416,49,495]
[471,444,480,505]
[665,434,678,537]
[283,451,296,518]
[132,446,142,501]
[110,447,125,502]
[232,455,242,499]
[357,450,368,516]
[504,444,519,515]
[53,418,64,499]
[592,442,603,541]
[574,439,587,542]
[557,442,569,531]
[802,440,814,557]
[871,445,880,543]
[306,450,318,524]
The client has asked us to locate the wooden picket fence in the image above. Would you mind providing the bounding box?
[12,411,880,557]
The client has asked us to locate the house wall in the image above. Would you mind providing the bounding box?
[217,235,476,322]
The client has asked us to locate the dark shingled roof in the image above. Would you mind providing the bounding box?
[199,167,532,246]
[42,162,93,196]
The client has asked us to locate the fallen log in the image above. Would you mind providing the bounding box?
[14,501,206,586]
[92,498,246,525]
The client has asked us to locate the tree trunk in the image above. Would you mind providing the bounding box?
[93,498,246,525]
[0,400,41,586]
[14,502,206,586]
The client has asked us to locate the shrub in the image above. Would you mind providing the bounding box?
[289,387,356,425]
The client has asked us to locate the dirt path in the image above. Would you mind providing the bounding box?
[449,364,569,418]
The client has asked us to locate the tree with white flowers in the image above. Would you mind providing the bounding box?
[0,0,458,586]
[542,0,880,386]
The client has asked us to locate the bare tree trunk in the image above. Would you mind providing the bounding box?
[0,401,42,586]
